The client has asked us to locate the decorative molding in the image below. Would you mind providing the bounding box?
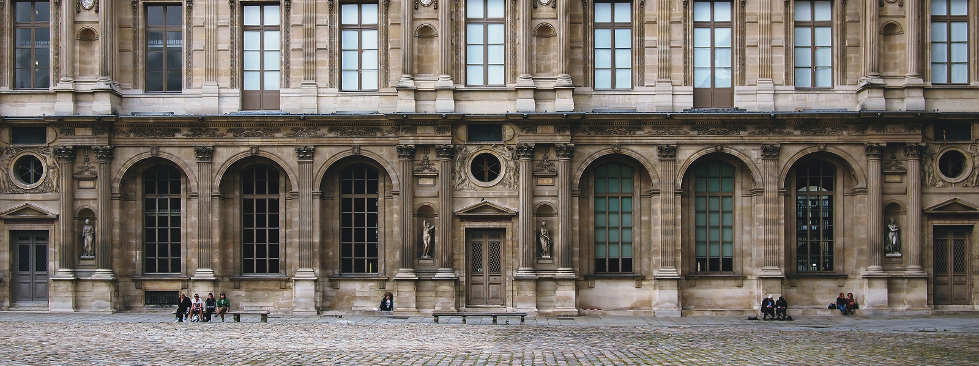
[554,143,575,159]
[399,125,417,135]
[693,125,746,135]
[93,146,114,162]
[534,156,557,174]
[414,154,438,173]
[0,147,57,194]
[760,144,781,160]
[883,154,905,172]
[657,145,677,160]
[93,127,109,136]
[149,146,160,157]
[904,143,926,159]
[296,146,315,161]
[59,127,75,136]
[249,146,260,156]
[864,143,885,158]
[285,127,325,138]
[582,126,643,135]
[186,0,194,88]
[186,128,226,138]
[397,145,416,160]
[328,126,385,137]
[54,146,76,161]
[351,145,362,155]
[798,124,846,136]
[194,147,214,162]
[129,127,182,138]
[750,125,792,135]
[229,128,280,138]
[436,144,456,159]
[516,144,535,159]
[435,126,451,135]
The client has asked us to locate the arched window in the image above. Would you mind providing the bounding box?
[340,164,379,273]
[594,162,634,273]
[144,165,182,274]
[242,165,280,274]
[694,161,734,272]
[794,161,835,272]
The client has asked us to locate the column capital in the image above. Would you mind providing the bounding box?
[555,143,575,159]
[195,146,214,162]
[760,144,781,160]
[864,143,885,158]
[657,145,677,160]
[516,143,535,160]
[296,146,315,162]
[54,146,76,161]
[435,144,456,159]
[904,143,926,159]
[397,144,416,160]
[93,145,114,162]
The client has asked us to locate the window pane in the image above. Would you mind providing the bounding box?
[362,50,378,69]
[813,1,832,20]
[467,45,484,64]
[264,6,280,26]
[949,0,967,15]
[595,29,612,48]
[361,70,378,90]
[814,47,832,67]
[795,48,812,67]
[487,45,505,64]
[363,30,379,49]
[467,24,484,45]
[714,28,731,47]
[814,27,832,47]
[595,49,612,68]
[795,28,812,46]
[932,64,948,84]
[694,68,711,87]
[614,29,631,48]
[615,49,631,68]
[342,50,359,69]
[932,45,948,63]
[795,1,812,21]
[715,48,732,67]
[244,71,261,90]
[244,31,260,50]
[693,48,711,67]
[148,7,165,26]
[814,67,832,87]
[931,0,947,15]
[264,51,281,70]
[595,3,612,22]
[715,68,731,87]
[264,31,280,51]
[693,28,711,47]
[243,51,261,70]
[487,65,505,85]
[615,69,631,89]
[467,66,484,85]
[714,2,732,21]
[949,22,967,42]
[595,69,612,89]
[487,0,505,18]
[487,24,505,44]
[166,6,182,25]
[243,6,261,25]
[467,0,484,18]
[341,31,359,50]
[931,23,947,42]
[950,64,968,83]
[693,2,712,21]
[614,2,631,22]
[362,4,379,25]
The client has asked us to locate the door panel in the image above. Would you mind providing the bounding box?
[12,231,49,303]
[934,226,971,305]
[467,229,504,306]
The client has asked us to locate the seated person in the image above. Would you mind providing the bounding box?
[774,296,788,320]
[836,292,848,315]
[190,294,204,322]
[845,293,858,315]
[379,292,394,312]
[204,293,217,322]
[760,295,775,320]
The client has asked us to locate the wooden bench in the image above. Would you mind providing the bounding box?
[229,310,270,323]
[432,312,527,325]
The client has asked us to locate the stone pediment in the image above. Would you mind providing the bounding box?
[0,203,58,221]
[924,198,979,214]
[454,200,517,218]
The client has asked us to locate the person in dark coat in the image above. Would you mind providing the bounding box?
[379,292,394,312]
[836,292,849,315]
[774,296,788,320]
[203,293,217,322]
[175,293,191,322]
[760,295,775,320]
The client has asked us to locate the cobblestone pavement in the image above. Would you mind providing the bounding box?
[1,312,977,365]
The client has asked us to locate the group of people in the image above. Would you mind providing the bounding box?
[834,292,859,315]
[176,292,231,322]
[760,295,788,320]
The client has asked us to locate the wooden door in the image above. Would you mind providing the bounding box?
[934,226,971,305]
[12,231,49,304]
[467,229,504,306]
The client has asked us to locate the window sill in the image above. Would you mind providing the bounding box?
[132,275,190,281]
[786,272,848,279]
[230,275,290,281]
[584,274,644,280]
[685,273,746,280]
[328,275,389,281]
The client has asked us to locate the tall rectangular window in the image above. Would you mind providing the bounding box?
[340,165,380,274]
[144,166,182,274]
[692,1,732,108]
[14,1,50,89]
[594,1,632,89]
[340,3,378,91]
[466,0,505,86]
[694,161,734,272]
[594,163,634,273]
[931,0,968,84]
[242,4,281,110]
[146,5,183,92]
[795,161,835,272]
[242,166,281,274]
[794,0,832,88]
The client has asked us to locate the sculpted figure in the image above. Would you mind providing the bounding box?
[887,218,900,254]
[421,220,435,258]
[82,218,95,257]
[539,221,552,258]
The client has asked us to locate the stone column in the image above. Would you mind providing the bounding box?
[865,143,885,272]
[760,144,783,276]
[516,143,536,275]
[434,145,456,278]
[905,2,920,79]
[300,0,318,113]
[51,146,77,312]
[554,0,573,111]
[553,143,576,315]
[904,143,925,272]
[435,0,455,112]
[396,145,417,276]
[294,146,317,314]
[654,145,681,316]
[864,0,880,79]
[54,0,76,114]
[396,0,417,112]
[91,145,117,312]
[515,0,535,112]
[193,147,215,280]
[97,1,114,84]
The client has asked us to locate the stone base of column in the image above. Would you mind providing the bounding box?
[54,79,77,115]
[654,267,680,279]
[552,278,577,316]
[902,276,931,314]
[49,277,77,313]
[89,279,118,313]
[435,75,455,113]
[394,278,418,314]
[903,77,926,111]
[862,275,891,315]
[92,84,121,115]
[653,278,682,317]
[293,271,318,315]
[434,278,457,312]
[653,80,674,111]
[513,278,538,314]
[758,266,785,278]
[515,75,536,113]
[857,79,886,111]
[755,78,775,111]
[515,267,536,279]
[396,83,417,113]
[201,82,220,114]
[759,277,784,304]
[554,74,574,112]
[91,269,116,280]
[192,268,217,281]
[433,268,457,279]
[301,81,318,114]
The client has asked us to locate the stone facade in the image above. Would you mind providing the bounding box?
[0,0,977,315]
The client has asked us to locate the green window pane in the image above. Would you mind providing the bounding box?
[695,212,707,226]
[609,243,620,257]
[595,228,607,242]
[608,213,619,226]
[595,197,606,211]
[722,242,733,256]
[596,213,607,225]
[709,197,720,210]
[722,212,733,226]
[622,228,633,242]
[596,243,607,258]
[722,227,733,241]
[709,212,720,226]
[695,197,707,210]
[722,196,733,210]
[709,242,720,256]
[696,241,707,256]
[595,177,608,193]
[709,227,720,241]
[721,177,733,192]
[609,228,620,242]
[609,198,619,211]
[708,175,720,192]
[622,213,633,226]
[696,227,707,241]
[622,177,634,193]
[696,176,708,192]
[622,197,633,211]
[621,243,633,257]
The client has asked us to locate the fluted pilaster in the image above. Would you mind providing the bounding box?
[517,144,536,275]
[435,145,456,277]
[906,0,920,78]
[296,146,315,271]
[93,145,114,277]
[397,144,416,276]
[864,0,880,78]
[761,144,782,275]
[657,145,679,277]
[195,147,215,278]
[865,143,885,272]
[555,144,575,274]
[904,143,925,272]
[54,146,76,276]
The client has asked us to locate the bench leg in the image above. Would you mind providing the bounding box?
[492,316,498,325]
[520,316,525,324]
[233,314,241,322]
[433,315,439,324]
[462,316,467,324]
[260,314,268,323]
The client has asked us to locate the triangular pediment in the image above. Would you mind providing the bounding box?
[454,200,517,217]
[924,198,979,214]
[0,203,59,221]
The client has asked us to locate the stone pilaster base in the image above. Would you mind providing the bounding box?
[201,82,220,114]
[292,275,318,315]
[90,279,118,313]
[863,275,891,315]
[434,279,457,312]
[514,278,538,314]
[653,278,681,317]
[552,278,577,316]
[49,277,77,313]
[394,279,418,314]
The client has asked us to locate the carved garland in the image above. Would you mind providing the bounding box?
[0,147,58,194]
[132,0,139,89]
[229,0,237,88]
[0,1,5,87]
[185,0,193,89]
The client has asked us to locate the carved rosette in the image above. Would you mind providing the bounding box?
[865,143,885,158]
[657,145,677,160]
[436,145,456,159]
[296,146,315,162]
[904,143,926,159]
[555,143,575,160]
[54,146,76,161]
[397,144,416,160]
[760,144,781,160]
[516,144,535,160]
[93,146,114,162]
[195,147,214,162]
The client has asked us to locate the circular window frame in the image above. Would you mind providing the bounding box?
[468,151,505,187]
[9,153,47,189]
[936,147,972,183]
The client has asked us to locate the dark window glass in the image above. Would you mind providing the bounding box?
[466,0,505,86]
[144,166,182,274]
[594,0,632,89]
[241,4,281,110]
[13,1,50,89]
[594,162,635,273]
[11,126,46,145]
[794,161,834,272]
[934,123,971,142]
[467,124,503,142]
[694,161,734,272]
[14,155,44,185]
[340,164,380,273]
[938,150,966,178]
[242,165,280,274]
[470,153,502,182]
[692,1,733,107]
